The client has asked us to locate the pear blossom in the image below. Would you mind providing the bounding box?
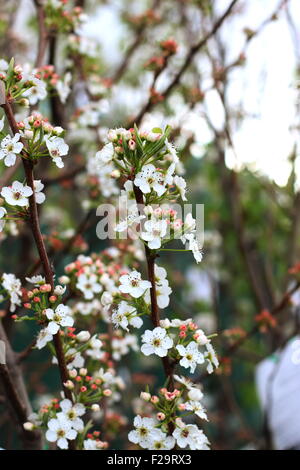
[112,301,142,331]
[173,375,194,389]
[46,136,69,168]
[76,330,91,342]
[95,143,114,167]
[45,304,74,334]
[147,430,175,450]
[176,341,204,373]
[141,219,168,249]
[1,181,33,207]
[204,343,219,374]
[0,116,4,131]
[84,439,102,450]
[25,275,45,285]
[173,175,187,201]
[23,76,47,105]
[188,387,204,401]
[66,349,85,370]
[33,180,46,204]
[115,206,145,232]
[2,273,22,312]
[134,164,167,196]
[128,415,160,449]
[56,72,71,104]
[58,399,85,431]
[154,265,168,285]
[86,335,103,360]
[141,327,173,357]
[0,133,23,167]
[187,234,203,263]
[76,273,102,300]
[45,416,77,449]
[173,423,209,450]
[36,328,53,350]
[185,401,208,420]
[119,270,151,298]
[0,207,7,232]
[155,282,172,308]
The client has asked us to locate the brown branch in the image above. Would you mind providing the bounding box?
[133,186,175,390]
[112,0,161,83]
[1,100,73,406]
[129,0,239,127]
[224,280,300,357]
[0,323,43,449]
[34,0,49,68]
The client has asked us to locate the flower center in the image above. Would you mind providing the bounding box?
[58,429,66,437]
[139,427,147,436]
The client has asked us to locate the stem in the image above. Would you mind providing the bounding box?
[133,185,175,402]
[1,100,73,405]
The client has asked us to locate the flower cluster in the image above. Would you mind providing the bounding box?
[129,377,210,450]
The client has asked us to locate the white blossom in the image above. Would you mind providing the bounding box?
[112,301,142,331]
[128,415,160,449]
[119,270,151,298]
[34,180,46,204]
[173,424,209,450]
[95,143,114,167]
[86,335,103,360]
[1,181,33,207]
[0,133,23,167]
[46,136,69,168]
[141,219,167,249]
[141,327,173,357]
[2,273,22,312]
[45,416,77,449]
[23,77,47,105]
[204,343,219,374]
[58,399,85,431]
[25,275,45,285]
[134,164,167,196]
[176,341,204,373]
[45,304,74,334]
[185,401,208,420]
[173,175,187,201]
[147,430,175,450]
[56,72,71,104]
[36,328,53,350]
[76,273,102,300]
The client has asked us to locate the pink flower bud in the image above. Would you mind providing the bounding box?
[128,139,136,150]
[151,395,159,404]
